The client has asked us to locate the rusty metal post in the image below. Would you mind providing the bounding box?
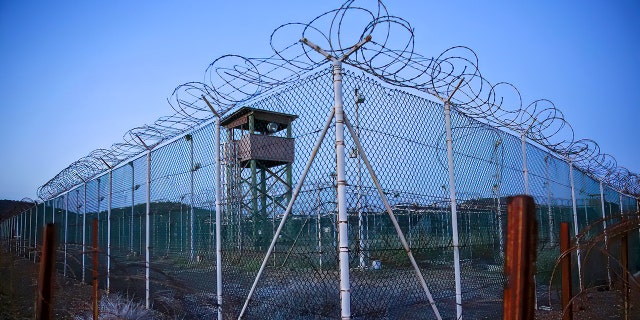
[38,223,56,320]
[560,222,573,320]
[503,195,537,320]
[620,216,629,320]
[92,218,99,320]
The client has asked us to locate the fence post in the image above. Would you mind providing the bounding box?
[145,150,152,309]
[444,97,463,320]
[503,195,537,320]
[92,218,99,320]
[28,207,32,259]
[560,222,573,320]
[130,161,135,254]
[83,183,87,283]
[521,134,530,195]
[598,181,611,288]
[38,223,56,320]
[214,109,223,320]
[107,169,112,293]
[188,134,195,262]
[64,194,69,277]
[568,160,583,291]
[34,201,38,262]
[20,212,24,255]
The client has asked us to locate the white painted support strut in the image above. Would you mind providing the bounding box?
[28,207,32,259]
[202,96,224,320]
[568,160,583,291]
[83,183,87,283]
[637,198,640,246]
[214,117,223,320]
[619,194,624,215]
[544,156,554,245]
[133,133,154,309]
[599,181,611,288]
[107,169,113,293]
[130,162,135,253]
[34,201,38,263]
[238,108,335,320]
[355,92,365,269]
[444,100,463,320]
[189,135,195,262]
[97,179,101,247]
[64,195,69,277]
[344,115,442,320]
[331,59,352,320]
[203,97,224,320]
[145,150,151,309]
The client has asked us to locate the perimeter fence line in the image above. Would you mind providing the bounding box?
[2,66,640,319]
[3,1,640,319]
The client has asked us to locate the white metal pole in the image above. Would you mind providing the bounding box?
[24,211,28,255]
[317,185,323,269]
[444,100,463,319]
[545,156,555,245]
[619,194,624,215]
[355,91,365,269]
[214,116,223,320]
[10,216,14,252]
[131,162,135,253]
[17,212,21,254]
[76,190,80,249]
[34,201,38,262]
[599,181,611,288]
[28,207,32,259]
[83,183,87,284]
[97,179,101,249]
[637,198,640,245]
[331,59,352,320]
[521,133,530,195]
[52,199,55,224]
[568,160,583,291]
[64,194,68,277]
[190,136,195,261]
[145,150,151,309]
[24,211,28,254]
[23,212,26,255]
[107,169,112,293]
[18,212,21,254]
[14,214,17,253]
[21,209,25,253]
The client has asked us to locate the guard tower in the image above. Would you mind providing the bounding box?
[221,107,297,250]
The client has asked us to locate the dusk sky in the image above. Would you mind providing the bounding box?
[1,1,639,201]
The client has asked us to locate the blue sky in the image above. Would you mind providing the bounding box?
[1,1,638,201]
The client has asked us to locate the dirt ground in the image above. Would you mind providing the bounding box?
[1,244,638,319]
[0,246,97,320]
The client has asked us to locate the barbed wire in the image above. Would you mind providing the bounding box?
[38,0,639,200]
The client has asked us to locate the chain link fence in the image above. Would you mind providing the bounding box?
[2,0,640,318]
[2,66,639,319]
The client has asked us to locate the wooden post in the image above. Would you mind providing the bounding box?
[92,218,99,320]
[560,222,572,320]
[38,223,56,320]
[503,195,538,320]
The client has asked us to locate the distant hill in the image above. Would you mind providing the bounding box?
[0,200,33,222]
